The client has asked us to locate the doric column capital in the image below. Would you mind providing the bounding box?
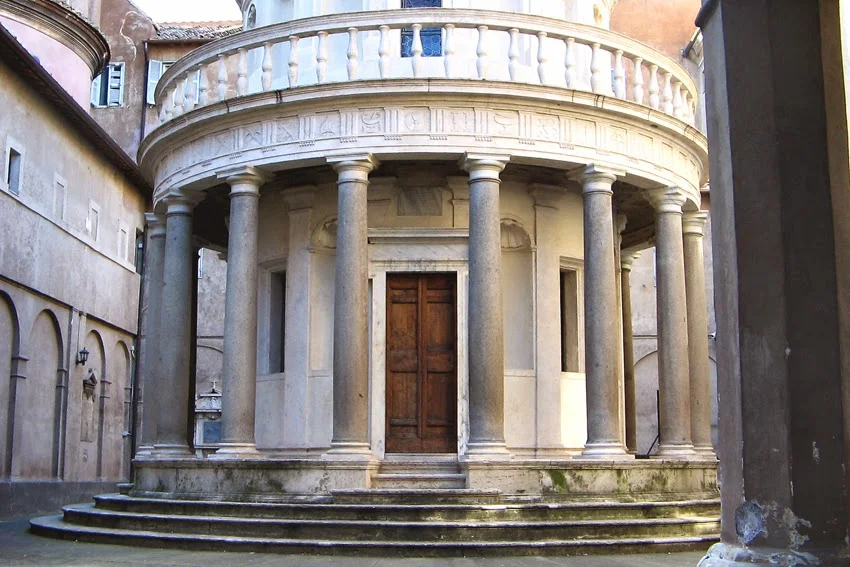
[162,192,200,217]
[646,187,687,214]
[282,185,317,212]
[460,153,510,183]
[579,164,624,195]
[216,165,271,197]
[682,210,709,236]
[327,153,379,184]
[621,250,641,271]
[144,212,167,238]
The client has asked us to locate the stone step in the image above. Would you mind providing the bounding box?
[331,488,502,505]
[61,504,720,542]
[93,493,720,522]
[371,473,466,489]
[30,513,719,557]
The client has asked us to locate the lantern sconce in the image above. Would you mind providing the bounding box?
[76,347,89,366]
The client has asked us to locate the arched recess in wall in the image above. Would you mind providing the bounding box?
[0,291,20,479]
[103,341,131,481]
[500,218,534,371]
[12,309,63,480]
[81,329,106,481]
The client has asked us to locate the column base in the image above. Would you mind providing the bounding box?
[694,444,718,460]
[699,542,847,566]
[150,444,194,458]
[322,441,376,461]
[134,445,154,458]
[653,443,700,459]
[575,442,634,460]
[210,443,263,459]
[462,441,512,461]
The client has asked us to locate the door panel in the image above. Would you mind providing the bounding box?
[386,273,457,453]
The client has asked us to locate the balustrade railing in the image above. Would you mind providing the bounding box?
[154,9,698,127]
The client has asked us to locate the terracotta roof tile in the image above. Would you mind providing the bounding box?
[155,21,241,40]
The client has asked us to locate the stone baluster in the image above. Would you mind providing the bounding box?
[151,193,197,458]
[683,211,715,458]
[476,25,488,80]
[347,28,359,80]
[262,41,274,91]
[172,81,184,117]
[590,43,605,94]
[462,153,511,458]
[613,50,626,99]
[198,63,210,106]
[411,24,424,78]
[621,251,640,453]
[647,187,697,459]
[326,154,379,458]
[288,36,300,88]
[135,213,167,456]
[161,90,173,122]
[673,81,684,119]
[217,53,228,101]
[214,167,270,458]
[237,48,248,96]
[662,72,674,114]
[537,32,549,85]
[564,37,576,89]
[632,57,644,104]
[316,31,329,84]
[578,165,630,459]
[508,28,519,82]
[183,72,195,113]
[648,64,660,109]
[379,26,390,79]
[443,24,455,78]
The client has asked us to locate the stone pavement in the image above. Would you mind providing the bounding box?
[0,518,707,567]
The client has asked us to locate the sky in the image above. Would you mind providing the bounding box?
[131,0,242,22]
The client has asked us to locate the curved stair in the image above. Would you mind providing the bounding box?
[30,492,720,556]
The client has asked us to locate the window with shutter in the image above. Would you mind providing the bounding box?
[91,63,125,108]
[146,60,176,105]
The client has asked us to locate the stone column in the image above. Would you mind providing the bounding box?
[683,211,715,458]
[578,165,630,459]
[214,167,269,457]
[614,213,627,447]
[647,187,696,459]
[621,251,640,454]
[136,213,166,456]
[462,153,511,458]
[152,194,196,457]
[327,154,378,457]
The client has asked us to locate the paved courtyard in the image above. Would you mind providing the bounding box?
[0,518,707,566]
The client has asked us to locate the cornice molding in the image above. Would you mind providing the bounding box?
[0,0,110,77]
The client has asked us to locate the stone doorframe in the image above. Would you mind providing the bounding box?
[368,228,470,460]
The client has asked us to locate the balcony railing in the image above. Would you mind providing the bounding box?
[153,9,698,128]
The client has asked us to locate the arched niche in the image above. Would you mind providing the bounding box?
[102,341,131,481]
[12,309,63,480]
[0,291,20,479]
[500,219,533,371]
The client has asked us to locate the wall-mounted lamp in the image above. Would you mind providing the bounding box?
[76,347,89,366]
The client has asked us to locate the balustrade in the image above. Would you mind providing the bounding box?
[153,9,697,128]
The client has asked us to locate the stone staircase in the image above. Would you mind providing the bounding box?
[30,491,720,556]
[371,455,466,489]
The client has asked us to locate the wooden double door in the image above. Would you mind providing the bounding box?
[386,273,458,453]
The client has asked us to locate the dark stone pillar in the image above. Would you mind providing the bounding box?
[698,0,850,563]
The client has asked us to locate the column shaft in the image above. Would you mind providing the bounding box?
[329,157,376,455]
[648,188,696,458]
[216,169,266,456]
[683,211,714,457]
[621,252,639,453]
[136,214,166,455]
[463,155,510,457]
[153,196,195,457]
[579,165,629,458]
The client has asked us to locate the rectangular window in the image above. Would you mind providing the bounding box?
[6,147,21,195]
[146,60,174,105]
[560,268,580,373]
[91,62,125,108]
[53,175,66,219]
[269,271,286,373]
[87,201,100,241]
[401,0,442,58]
[118,226,129,262]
